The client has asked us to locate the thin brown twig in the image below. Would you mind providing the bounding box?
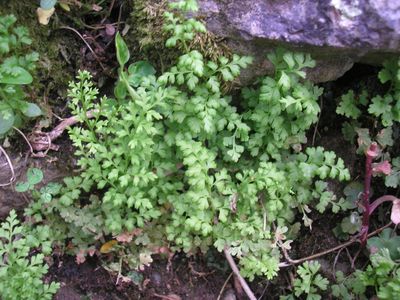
[279,222,392,268]
[312,97,323,146]
[101,0,116,24]
[59,26,106,70]
[30,109,97,152]
[224,246,257,300]
[0,145,15,187]
[13,126,34,154]
[216,272,233,300]
[49,109,97,141]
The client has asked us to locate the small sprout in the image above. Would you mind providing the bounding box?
[391,199,400,225]
[366,142,380,158]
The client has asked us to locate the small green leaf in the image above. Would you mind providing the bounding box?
[0,109,15,135]
[27,168,43,185]
[115,32,130,67]
[127,61,156,86]
[0,67,33,84]
[21,102,42,117]
[15,181,30,192]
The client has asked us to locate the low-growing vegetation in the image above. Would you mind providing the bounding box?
[0,0,399,299]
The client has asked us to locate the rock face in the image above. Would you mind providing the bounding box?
[198,0,400,83]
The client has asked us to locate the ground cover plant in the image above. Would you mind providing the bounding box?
[29,0,352,281]
[0,209,59,300]
[0,14,41,136]
[0,0,400,299]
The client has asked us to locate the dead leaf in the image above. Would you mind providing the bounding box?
[100,240,118,253]
[76,249,86,264]
[115,229,142,243]
[116,232,134,243]
[92,4,102,11]
[139,253,153,270]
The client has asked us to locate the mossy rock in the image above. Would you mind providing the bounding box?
[126,0,232,73]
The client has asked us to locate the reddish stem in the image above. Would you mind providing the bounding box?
[369,195,399,215]
[360,143,378,246]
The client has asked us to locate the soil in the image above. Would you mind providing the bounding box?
[1,1,398,300]
[50,253,233,300]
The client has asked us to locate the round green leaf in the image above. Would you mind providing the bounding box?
[27,168,43,185]
[21,102,42,118]
[15,181,30,193]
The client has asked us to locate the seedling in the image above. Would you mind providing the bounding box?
[15,167,61,203]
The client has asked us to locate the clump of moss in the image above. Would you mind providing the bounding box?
[1,1,77,110]
[128,0,232,71]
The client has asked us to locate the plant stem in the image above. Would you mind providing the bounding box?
[360,143,378,246]
[369,195,399,215]
[279,221,392,267]
[224,246,257,300]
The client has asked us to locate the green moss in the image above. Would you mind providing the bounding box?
[127,0,232,72]
[1,1,75,107]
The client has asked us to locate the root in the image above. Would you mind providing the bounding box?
[0,145,15,187]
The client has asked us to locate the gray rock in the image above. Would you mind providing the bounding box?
[197,0,400,82]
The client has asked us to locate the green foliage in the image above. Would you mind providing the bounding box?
[368,228,400,260]
[357,248,400,299]
[15,167,44,192]
[337,59,400,128]
[331,270,366,300]
[330,229,400,299]
[30,0,350,281]
[336,90,368,119]
[281,261,329,300]
[15,167,62,208]
[0,210,59,300]
[163,0,206,50]
[385,156,400,188]
[336,77,398,188]
[368,59,400,126]
[242,48,322,160]
[0,14,41,136]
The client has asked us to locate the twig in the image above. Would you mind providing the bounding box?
[101,0,116,24]
[59,26,106,70]
[188,262,215,277]
[50,110,97,141]
[216,272,233,300]
[13,127,34,154]
[115,256,123,285]
[29,110,97,152]
[257,282,270,300]
[312,97,323,146]
[0,145,15,187]
[224,246,257,300]
[279,222,392,268]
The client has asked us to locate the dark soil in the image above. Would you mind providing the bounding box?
[50,253,233,300]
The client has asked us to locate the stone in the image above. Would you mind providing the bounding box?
[197,0,400,83]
